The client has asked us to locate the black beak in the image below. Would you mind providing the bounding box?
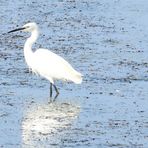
[8,27,26,33]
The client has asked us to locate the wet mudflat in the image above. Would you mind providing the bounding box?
[0,0,148,147]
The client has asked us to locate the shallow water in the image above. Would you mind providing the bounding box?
[0,0,148,147]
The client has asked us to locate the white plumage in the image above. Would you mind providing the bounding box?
[8,22,82,100]
[31,48,82,84]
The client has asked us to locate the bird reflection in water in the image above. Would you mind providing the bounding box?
[22,102,80,147]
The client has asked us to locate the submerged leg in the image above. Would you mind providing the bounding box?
[49,83,59,103]
[53,84,59,101]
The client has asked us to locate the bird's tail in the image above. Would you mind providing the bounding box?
[71,72,83,84]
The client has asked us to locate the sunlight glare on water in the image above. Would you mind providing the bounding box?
[22,102,80,147]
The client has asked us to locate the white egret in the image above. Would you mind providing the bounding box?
[8,22,82,101]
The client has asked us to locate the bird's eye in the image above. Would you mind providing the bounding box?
[25,26,30,29]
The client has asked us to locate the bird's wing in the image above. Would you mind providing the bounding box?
[33,48,81,81]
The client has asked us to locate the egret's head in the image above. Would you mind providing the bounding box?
[8,22,38,33]
[22,22,38,32]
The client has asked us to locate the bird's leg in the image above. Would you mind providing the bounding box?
[50,83,53,98]
[49,83,53,103]
[53,84,59,101]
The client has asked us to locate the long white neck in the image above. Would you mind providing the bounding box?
[24,29,39,66]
